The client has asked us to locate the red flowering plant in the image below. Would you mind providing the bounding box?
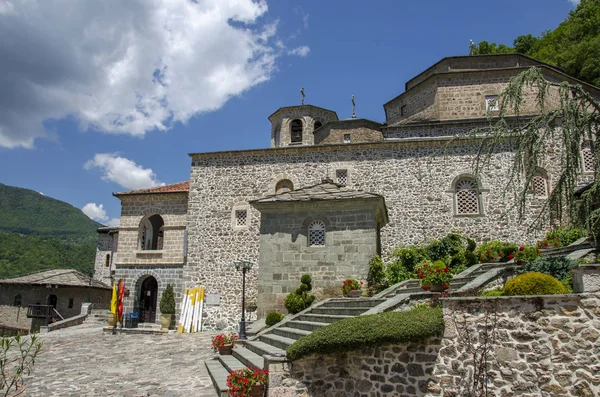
[226,368,269,397]
[211,332,238,351]
[513,244,542,264]
[341,278,362,296]
[417,260,452,291]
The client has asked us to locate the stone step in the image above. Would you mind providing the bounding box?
[233,347,265,370]
[286,320,329,332]
[217,354,247,373]
[205,359,229,397]
[137,322,160,330]
[296,313,353,324]
[271,327,311,341]
[244,340,286,359]
[395,287,425,295]
[320,298,385,308]
[258,333,296,351]
[310,307,368,316]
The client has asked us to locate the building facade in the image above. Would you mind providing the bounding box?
[94,54,600,329]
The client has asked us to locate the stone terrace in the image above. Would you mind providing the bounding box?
[21,323,219,396]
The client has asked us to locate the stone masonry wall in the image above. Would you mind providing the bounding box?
[255,200,380,316]
[187,140,554,329]
[269,294,600,397]
[94,232,114,286]
[314,125,383,145]
[0,305,31,331]
[271,107,338,148]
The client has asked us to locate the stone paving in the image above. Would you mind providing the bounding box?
[21,323,220,397]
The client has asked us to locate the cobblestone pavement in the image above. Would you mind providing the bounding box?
[21,323,220,397]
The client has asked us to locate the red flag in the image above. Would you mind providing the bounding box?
[117,279,125,324]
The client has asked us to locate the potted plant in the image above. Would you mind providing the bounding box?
[159,283,176,331]
[342,278,363,297]
[514,244,542,265]
[212,332,238,355]
[226,368,269,397]
[417,261,452,292]
[475,241,504,263]
[246,301,257,313]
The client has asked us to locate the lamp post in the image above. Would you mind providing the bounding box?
[234,261,253,340]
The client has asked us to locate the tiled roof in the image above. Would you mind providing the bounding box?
[0,269,111,289]
[114,181,189,196]
[250,180,384,204]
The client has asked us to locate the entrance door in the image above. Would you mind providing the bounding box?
[139,277,158,323]
[47,294,58,308]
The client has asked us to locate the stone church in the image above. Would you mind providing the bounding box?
[93,54,599,329]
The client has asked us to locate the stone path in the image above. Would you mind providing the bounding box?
[21,323,220,397]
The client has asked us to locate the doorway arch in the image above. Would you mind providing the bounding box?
[47,294,58,309]
[139,276,158,323]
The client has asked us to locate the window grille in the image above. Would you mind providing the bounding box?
[336,169,348,185]
[532,174,548,197]
[455,178,480,215]
[485,95,499,111]
[582,147,594,172]
[343,134,351,143]
[236,210,248,226]
[308,220,326,246]
[291,119,303,143]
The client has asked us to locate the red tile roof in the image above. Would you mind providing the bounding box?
[114,181,189,196]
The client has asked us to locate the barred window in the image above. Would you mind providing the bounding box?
[485,95,499,111]
[532,174,548,197]
[582,144,594,172]
[336,169,348,186]
[343,134,351,143]
[455,178,480,215]
[308,220,326,246]
[235,210,248,226]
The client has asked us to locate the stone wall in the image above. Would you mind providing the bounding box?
[94,231,115,286]
[270,106,338,148]
[313,119,383,145]
[254,199,382,316]
[269,294,600,397]
[0,305,31,331]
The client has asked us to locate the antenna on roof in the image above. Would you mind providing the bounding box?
[469,39,476,56]
[351,95,356,118]
[300,87,305,105]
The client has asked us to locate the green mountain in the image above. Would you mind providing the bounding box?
[0,183,102,278]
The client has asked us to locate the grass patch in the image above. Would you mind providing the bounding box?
[286,306,443,361]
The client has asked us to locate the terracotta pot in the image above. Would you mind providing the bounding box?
[249,384,265,397]
[218,343,233,355]
[159,313,172,331]
[107,312,116,327]
[347,290,363,298]
[429,284,445,293]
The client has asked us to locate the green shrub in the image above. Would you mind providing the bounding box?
[514,244,542,263]
[385,260,414,284]
[541,227,588,248]
[503,272,567,296]
[284,275,315,314]
[265,312,284,327]
[300,274,312,287]
[561,272,574,293]
[286,306,444,361]
[515,257,577,281]
[390,246,426,272]
[284,292,305,314]
[159,283,176,314]
[480,288,503,297]
[367,256,387,294]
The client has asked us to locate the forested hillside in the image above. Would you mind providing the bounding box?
[472,0,600,87]
[0,183,102,278]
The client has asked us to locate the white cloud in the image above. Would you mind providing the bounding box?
[568,0,580,5]
[84,153,163,190]
[82,202,120,226]
[288,46,310,57]
[0,0,279,148]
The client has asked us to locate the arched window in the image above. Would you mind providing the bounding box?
[314,121,322,130]
[105,254,110,267]
[455,177,480,215]
[290,119,303,143]
[13,294,21,306]
[139,214,165,250]
[531,171,548,198]
[582,142,594,172]
[276,179,294,194]
[308,220,326,246]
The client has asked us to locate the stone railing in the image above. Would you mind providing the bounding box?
[39,303,92,334]
[269,293,600,396]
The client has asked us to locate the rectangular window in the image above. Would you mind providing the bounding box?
[485,95,499,111]
[343,134,351,143]
[401,105,407,116]
[582,146,594,172]
[336,169,348,186]
[68,298,74,309]
[235,210,248,226]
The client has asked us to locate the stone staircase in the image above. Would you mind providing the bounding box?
[204,261,516,396]
[83,309,108,325]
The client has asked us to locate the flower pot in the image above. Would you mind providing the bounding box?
[160,313,172,331]
[246,305,257,313]
[107,312,116,327]
[249,384,266,397]
[347,290,363,298]
[218,343,233,355]
[429,284,445,293]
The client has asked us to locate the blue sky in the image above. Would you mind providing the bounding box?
[0,0,579,226]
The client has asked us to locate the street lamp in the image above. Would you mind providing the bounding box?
[234,260,254,340]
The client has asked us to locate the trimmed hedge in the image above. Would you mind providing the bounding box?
[265,312,284,327]
[286,306,443,361]
[503,272,567,296]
